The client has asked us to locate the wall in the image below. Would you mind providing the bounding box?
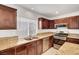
[0,4,44,37]
[38,11,79,34]
[1,4,79,37]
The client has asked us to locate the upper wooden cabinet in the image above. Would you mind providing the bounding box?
[54,16,79,29]
[38,15,79,29]
[0,5,17,29]
[38,17,54,29]
[38,18,49,29]
[67,16,79,29]
[54,18,67,24]
[48,20,54,29]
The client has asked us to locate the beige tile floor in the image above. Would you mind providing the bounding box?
[42,47,61,55]
[53,44,61,50]
[42,44,62,55]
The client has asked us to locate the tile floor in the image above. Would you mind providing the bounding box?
[42,44,62,55]
[42,47,61,55]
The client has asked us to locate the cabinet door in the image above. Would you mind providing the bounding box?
[0,5,16,29]
[26,41,37,55]
[68,16,79,29]
[49,36,53,48]
[69,17,77,29]
[55,18,67,24]
[66,38,79,44]
[0,48,15,55]
[48,20,54,29]
[36,39,43,55]
[43,37,49,52]
[38,18,49,29]
[15,44,26,55]
[42,19,49,29]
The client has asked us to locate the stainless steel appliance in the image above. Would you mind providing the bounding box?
[53,31,68,45]
[55,23,68,29]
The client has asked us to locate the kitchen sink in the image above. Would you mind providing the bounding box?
[24,36,38,40]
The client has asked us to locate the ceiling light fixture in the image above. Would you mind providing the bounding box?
[56,11,59,14]
[31,8,34,10]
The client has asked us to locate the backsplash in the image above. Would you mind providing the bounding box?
[38,29,79,34]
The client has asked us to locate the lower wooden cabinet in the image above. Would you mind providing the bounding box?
[36,39,43,55]
[66,38,79,44]
[15,44,26,55]
[0,35,53,55]
[26,41,37,55]
[49,36,53,48]
[0,47,15,55]
[43,37,49,52]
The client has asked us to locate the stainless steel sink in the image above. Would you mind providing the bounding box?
[24,35,38,40]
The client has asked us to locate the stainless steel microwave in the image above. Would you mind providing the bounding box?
[55,23,68,28]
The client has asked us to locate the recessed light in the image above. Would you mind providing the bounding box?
[56,11,59,14]
[31,8,34,10]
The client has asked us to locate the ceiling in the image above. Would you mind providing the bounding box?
[19,4,79,18]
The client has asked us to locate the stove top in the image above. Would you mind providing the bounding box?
[54,33,68,37]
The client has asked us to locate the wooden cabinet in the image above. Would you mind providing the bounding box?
[0,35,53,55]
[15,44,26,55]
[68,16,79,29]
[66,38,79,44]
[38,17,54,29]
[0,5,17,29]
[36,39,43,55]
[26,41,37,55]
[55,18,67,24]
[49,36,53,48]
[38,18,49,29]
[48,20,54,29]
[54,16,79,29]
[0,47,15,55]
[43,37,49,52]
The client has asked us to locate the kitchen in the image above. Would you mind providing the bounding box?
[0,4,79,55]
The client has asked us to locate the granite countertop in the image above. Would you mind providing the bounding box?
[0,32,79,52]
[67,34,79,39]
[0,32,53,51]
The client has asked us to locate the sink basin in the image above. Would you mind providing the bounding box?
[24,36,38,40]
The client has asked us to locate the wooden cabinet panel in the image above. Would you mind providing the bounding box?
[0,36,53,55]
[0,5,17,29]
[42,19,49,29]
[68,16,79,29]
[0,47,15,55]
[48,20,54,29]
[15,44,26,55]
[36,39,43,55]
[66,38,79,44]
[38,18,49,29]
[26,41,37,55]
[55,18,67,24]
[43,37,49,52]
[54,16,79,29]
[49,36,53,48]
